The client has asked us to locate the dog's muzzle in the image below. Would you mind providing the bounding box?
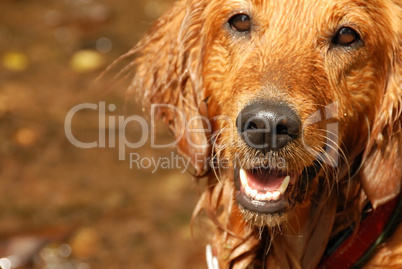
[234,101,302,215]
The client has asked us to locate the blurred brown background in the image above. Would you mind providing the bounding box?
[0,0,206,268]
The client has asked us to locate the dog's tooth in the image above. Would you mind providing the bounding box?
[278,175,290,194]
[250,189,258,198]
[240,169,248,187]
[245,185,253,196]
[272,191,281,200]
[266,192,273,200]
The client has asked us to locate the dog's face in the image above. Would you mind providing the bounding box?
[200,0,397,226]
[130,0,401,231]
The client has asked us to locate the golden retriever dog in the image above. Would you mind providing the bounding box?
[115,0,402,268]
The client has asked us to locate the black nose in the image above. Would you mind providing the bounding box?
[236,101,301,151]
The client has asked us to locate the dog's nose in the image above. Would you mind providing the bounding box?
[236,101,301,151]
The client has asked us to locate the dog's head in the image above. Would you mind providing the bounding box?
[130,0,401,228]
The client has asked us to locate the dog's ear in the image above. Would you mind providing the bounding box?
[360,3,402,209]
[128,0,211,176]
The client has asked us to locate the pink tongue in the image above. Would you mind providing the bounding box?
[246,171,285,191]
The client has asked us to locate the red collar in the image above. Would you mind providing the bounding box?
[319,194,401,269]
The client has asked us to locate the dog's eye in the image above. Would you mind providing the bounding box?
[332,27,360,46]
[229,14,251,32]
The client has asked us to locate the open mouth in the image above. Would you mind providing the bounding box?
[234,159,323,220]
[235,168,300,214]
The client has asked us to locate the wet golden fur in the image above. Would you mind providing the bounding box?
[117,0,402,267]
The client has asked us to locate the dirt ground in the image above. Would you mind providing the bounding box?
[0,0,207,268]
